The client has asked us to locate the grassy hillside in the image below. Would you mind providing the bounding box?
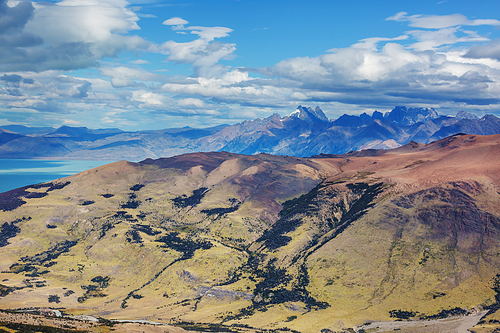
[1,134,500,332]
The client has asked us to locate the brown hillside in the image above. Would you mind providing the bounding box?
[1,134,500,333]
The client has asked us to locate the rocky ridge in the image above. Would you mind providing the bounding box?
[1,106,500,160]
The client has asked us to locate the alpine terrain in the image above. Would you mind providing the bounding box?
[1,106,500,160]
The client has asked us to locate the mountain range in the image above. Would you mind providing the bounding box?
[1,106,499,160]
[1,133,500,332]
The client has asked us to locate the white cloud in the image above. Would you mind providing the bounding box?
[466,39,500,60]
[131,90,165,105]
[178,98,205,107]
[0,0,149,72]
[154,20,236,78]
[100,66,163,87]
[129,59,151,64]
[3,9,500,130]
[386,12,500,29]
[162,17,188,26]
[63,119,81,125]
[186,26,233,40]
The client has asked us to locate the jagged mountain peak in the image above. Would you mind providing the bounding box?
[456,110,479,120]
[385,106,439,126]
[286,105,329,123]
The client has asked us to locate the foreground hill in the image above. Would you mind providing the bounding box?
[1,106,500,160]
[1,134,500,332]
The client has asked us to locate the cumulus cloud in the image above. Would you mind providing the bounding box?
[0,0,34,32]
[1,74,23,85]
[153,11,500,114]
[0,0,45,71]
[155,18,236,78]
[100,66,164,87]
[0,0,149,72]
[3,9,500,130]
[162,17,188,27]
[264,37,500,108]
[465,39,500,60]
[386,12,500,29]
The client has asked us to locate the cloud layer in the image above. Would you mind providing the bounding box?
[0,0,148,72]
[1,2,500,130]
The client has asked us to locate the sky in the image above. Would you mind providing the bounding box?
[1,0,500,131]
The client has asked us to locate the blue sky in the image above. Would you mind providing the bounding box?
[1,0,500,130]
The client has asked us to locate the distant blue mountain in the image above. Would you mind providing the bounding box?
[0,106,499,160]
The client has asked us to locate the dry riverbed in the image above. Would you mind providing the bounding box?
[354,310,492,333]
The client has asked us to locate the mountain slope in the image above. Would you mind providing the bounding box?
[1,134,500,332]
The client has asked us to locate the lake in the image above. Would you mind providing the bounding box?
[0,159,115,193]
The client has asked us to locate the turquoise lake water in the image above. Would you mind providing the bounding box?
[0,159,114,193]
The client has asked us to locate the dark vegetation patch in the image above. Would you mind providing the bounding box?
[132,224,161,236]
[120,198,140,209]
[97,221,114,240]
[156,232,213,259]
[390,307,470,321]
[24,192,48,199]
[130,184,145,191]
[137,211,148,220]
[256,182,329,250]
[112,211,134,221]
[0,182,69,211]
[174,321,240,332]
[63,290,74,297]
[258,182,384,251]
[43,261,56,268]
[78,276,110,303]
[125,229,142,244]
[221,259,329,322]
[81,200,94,206]
[389,309,417,320]
[48,295,60,303]
[10,240,77,277]
[125,224,161,244]
[201,199,241,218]
[9,263,47,277]
[101,193,114,198]
[0,284,18,297]
[119,184,145,209]
[419,307,468,320]
[172,187,209,208]
[0,217,30,247]
[22,279,46,288]
[0,322,87,333]
[484,274,500,314]
[0,188,27,211]
[21,240,77,265]
[46,181,71,192]
[431,292,446,299]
